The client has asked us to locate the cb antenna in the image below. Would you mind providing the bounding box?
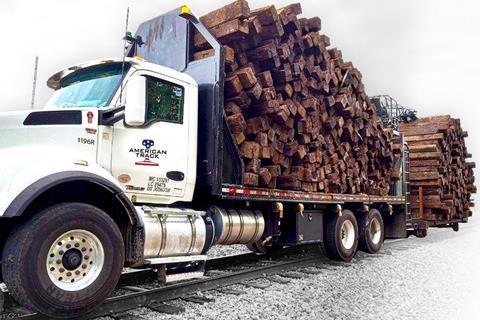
[31,56,39,109]
[119,7,130,105]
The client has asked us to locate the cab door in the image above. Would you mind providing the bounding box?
[111,72,190,203]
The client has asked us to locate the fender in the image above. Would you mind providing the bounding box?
[3,170,136,219]
[0,145,145,265]
[0,145,136,221]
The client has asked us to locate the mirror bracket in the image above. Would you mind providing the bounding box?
[99,106,125,126]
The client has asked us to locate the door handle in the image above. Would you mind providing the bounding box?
[166,171,185,181]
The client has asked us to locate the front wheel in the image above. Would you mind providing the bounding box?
[324,209,358,261]
[2,203,124,318]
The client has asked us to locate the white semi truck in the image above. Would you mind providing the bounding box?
[0,6,420,318]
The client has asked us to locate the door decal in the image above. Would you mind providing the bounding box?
[129,139,167,166]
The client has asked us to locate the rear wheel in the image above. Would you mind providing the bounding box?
[2,203,124,318]
[414,228,428,238]
[0,289,4,313]
[452,222,460,232]
[358,209,384,254]
[324,209,358,261]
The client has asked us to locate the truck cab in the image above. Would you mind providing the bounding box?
[44,58,200,204]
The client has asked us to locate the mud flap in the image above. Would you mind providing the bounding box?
[383,211,407,239]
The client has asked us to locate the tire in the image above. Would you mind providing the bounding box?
[0,289,4,313]
[414,228,428,238]
[358,209,384,254]
[452,222,460,232]
[2,203,124,318]
[324,209,358,261]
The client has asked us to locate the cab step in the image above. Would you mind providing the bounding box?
[145,255,207,283]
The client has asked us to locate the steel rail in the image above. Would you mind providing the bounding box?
[86,254,322,319]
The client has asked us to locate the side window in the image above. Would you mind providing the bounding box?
[146,77,184,124]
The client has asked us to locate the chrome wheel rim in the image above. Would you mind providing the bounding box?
[46,229,104,291]
[340,220,355,249]
[369,217,382,245]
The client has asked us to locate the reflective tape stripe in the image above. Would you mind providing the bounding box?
[222,187,405,203]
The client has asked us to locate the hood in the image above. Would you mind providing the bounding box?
[0,108,123,217]
[0,108,100,152]
[0,110,32,129]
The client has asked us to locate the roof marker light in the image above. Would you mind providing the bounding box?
[179,5,198,22]
[180,5,191,15]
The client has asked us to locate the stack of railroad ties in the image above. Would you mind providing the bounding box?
[193,0,401,196]
[399,116,476,223]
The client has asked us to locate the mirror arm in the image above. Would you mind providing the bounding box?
[99,106,126,126]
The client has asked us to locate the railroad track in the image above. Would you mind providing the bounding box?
[3,245,324,319]
[2,228,464,320]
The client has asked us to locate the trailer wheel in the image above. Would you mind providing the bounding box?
[358,209,384,254]
[324,210,358,261]
[414,228,428,238]
[2,203,124,318]
[452,222,460,232]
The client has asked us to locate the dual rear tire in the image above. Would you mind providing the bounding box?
[324,209,384,261]
[324,209,359,261]
[357,209,384,254]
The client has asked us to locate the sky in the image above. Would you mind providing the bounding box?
[0,0,478,187]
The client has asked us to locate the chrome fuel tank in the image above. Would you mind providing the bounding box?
[137,207,210,259]
[209,206,265,245]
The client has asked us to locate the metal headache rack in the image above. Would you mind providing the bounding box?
[370,95,417,130]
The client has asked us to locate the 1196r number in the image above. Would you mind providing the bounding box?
[77,138,95,145]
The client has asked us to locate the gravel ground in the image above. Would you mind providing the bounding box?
[207,244,250,257]
[112,216,480,320]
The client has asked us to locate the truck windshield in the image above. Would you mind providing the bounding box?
[46,63,129,108]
